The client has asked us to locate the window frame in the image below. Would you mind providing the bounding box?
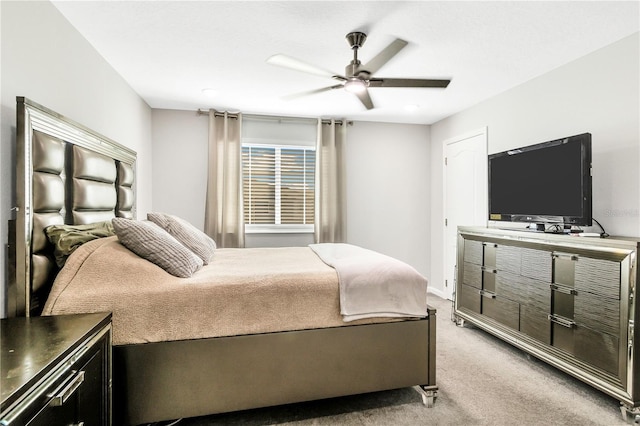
[242,142,316,234]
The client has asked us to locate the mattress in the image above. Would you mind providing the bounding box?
[42,236,402,345]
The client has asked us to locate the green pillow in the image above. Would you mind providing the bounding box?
[45,221,115,268]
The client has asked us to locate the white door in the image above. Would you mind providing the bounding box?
[443,128,487,300]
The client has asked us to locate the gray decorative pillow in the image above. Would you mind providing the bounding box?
[112,218,203,278]
[147,212,216,264]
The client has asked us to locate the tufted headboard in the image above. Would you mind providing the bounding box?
[9,97,137,317]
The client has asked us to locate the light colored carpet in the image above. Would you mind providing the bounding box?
[167,295,627,425]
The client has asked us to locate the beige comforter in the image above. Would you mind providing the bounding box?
[42,236,395,345]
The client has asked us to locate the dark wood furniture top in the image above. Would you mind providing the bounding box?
[1,312,112,425]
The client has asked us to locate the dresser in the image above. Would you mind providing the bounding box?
[1,313,112,425]
[455,226,639,422]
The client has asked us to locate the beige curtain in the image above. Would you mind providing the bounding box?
[315,119,346,243]
[204,110,245,248]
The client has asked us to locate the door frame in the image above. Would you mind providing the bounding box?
[442,127,488,300]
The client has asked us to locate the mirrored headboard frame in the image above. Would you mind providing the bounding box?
[10,97,137,317]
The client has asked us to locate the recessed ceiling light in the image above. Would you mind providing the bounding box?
[201,88,217,98]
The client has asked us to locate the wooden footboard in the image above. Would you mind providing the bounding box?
[113,308,437,425]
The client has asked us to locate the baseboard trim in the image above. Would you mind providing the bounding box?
[428,287,450,300]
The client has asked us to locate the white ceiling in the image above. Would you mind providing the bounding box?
[51,1,639,125]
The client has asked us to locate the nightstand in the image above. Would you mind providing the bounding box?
[1,312,112,425]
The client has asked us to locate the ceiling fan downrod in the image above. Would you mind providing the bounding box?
[345,32,367,78]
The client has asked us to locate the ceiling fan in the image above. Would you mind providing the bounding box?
[267,32,451,110]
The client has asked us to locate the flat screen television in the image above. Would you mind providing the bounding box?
[488,133,592,231]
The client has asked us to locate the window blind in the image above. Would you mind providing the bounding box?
[242,145,315,227]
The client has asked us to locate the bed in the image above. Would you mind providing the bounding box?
[9,97,437,425]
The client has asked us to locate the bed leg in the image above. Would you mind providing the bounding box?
[414,385,438,408]
[620,402,640,424]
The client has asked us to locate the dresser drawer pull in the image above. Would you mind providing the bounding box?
[48,370,85,407]
[550,284,578,295]
[553,253,579,261]
[479,290,496,299]
[548,314,576,329]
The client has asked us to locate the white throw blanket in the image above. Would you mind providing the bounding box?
[309,243,428,321]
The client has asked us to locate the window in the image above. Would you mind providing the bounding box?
[242,144,315,232]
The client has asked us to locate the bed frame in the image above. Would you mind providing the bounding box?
[9,97,437,425]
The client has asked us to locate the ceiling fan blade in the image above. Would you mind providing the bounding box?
[267,54,343,79]
[282,84,343,100]
[369,78,451,88]
[354,88,374,110]
[360,38,408,75]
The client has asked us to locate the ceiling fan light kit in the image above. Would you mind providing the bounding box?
[267,31,451,110]
[344,78,368,94]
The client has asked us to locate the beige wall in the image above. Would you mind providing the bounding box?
[345,121,431,278]
[429,33,640,296]
[151,109,208,227]
[0,1,153,316]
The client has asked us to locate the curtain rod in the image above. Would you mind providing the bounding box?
[196,109,352,126]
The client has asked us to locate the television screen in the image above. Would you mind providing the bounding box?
[488,133,592,228]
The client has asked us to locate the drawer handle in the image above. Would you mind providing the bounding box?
[548,314,576,329]
[48,370,85,407]
[479,290,496,299]
[550,284,578,295]
[552,253,579,261]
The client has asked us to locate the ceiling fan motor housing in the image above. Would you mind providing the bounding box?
[346,62,368,78]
